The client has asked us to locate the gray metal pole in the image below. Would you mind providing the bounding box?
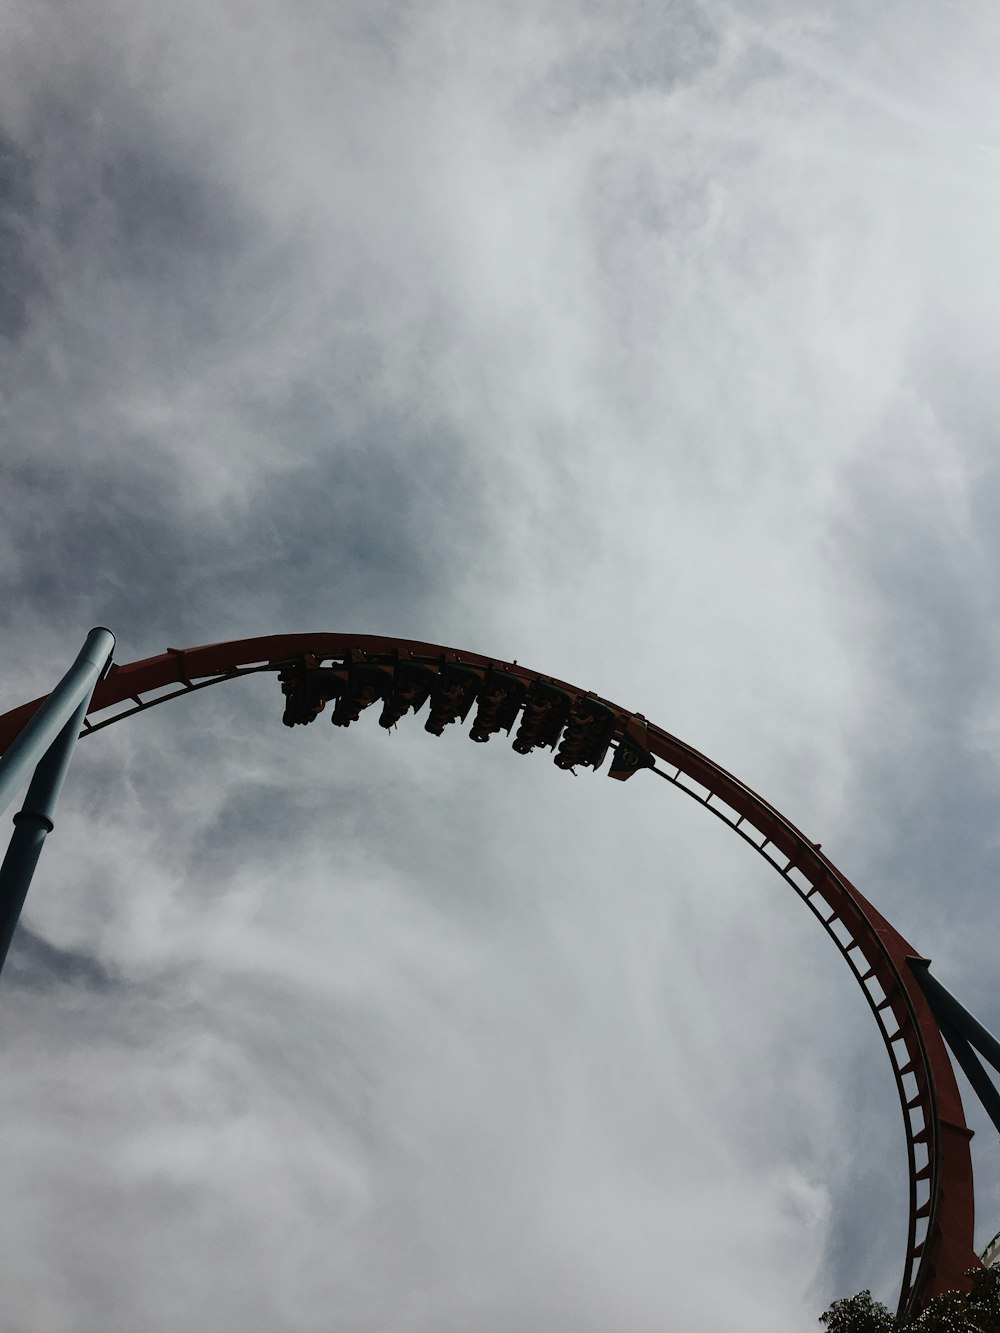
[910,960,1000,1076]
[0,692,93,973]
[0,627,115,820]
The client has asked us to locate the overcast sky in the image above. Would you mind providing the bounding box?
[1,1,1000,1329]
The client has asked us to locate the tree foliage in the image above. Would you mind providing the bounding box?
[820,1269,1000,1332]
[820,1288,897,1332]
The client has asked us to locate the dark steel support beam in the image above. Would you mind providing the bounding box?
[933,1016,1000,1140]
[911,961,1000,1077]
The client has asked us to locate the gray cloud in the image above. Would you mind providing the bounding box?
[0,131,40,341]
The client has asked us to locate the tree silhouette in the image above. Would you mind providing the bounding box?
[820,1269,1000,1331]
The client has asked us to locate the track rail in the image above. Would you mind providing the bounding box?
[0,633,980,1313]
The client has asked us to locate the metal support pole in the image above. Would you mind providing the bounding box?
[0,693,93,973]
[936,1017,1000,1139]
[910,960,1000,1076]
[0,627,115,820]
[0,628,116,975]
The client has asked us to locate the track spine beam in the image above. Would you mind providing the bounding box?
[0,632,979,1315]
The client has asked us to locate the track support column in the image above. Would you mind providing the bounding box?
[911,960,1000,1137]
[0,629,115,973]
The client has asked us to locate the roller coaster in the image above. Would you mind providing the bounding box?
[1,629,999,1316]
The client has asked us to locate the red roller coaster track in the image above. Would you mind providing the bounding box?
[0,633,981,1314]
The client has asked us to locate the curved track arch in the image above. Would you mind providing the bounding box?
[0,633,981,1314]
